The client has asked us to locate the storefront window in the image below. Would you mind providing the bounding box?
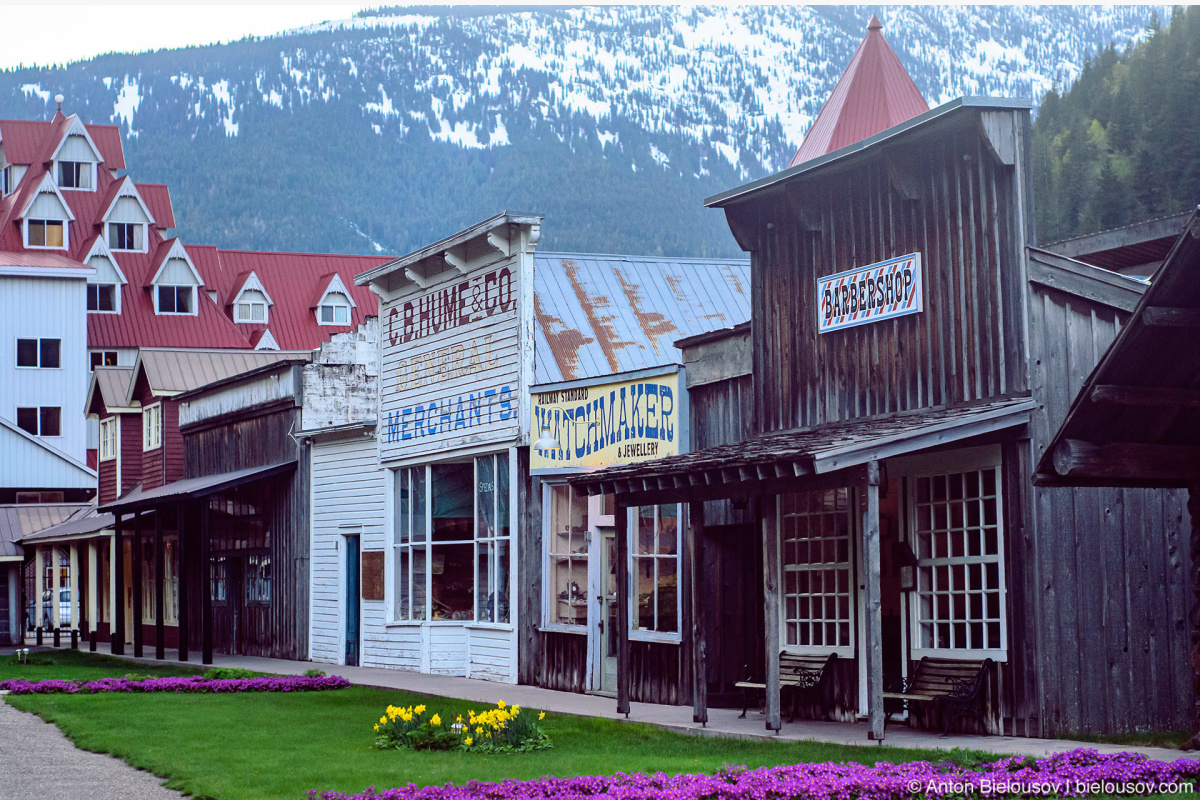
[211,557,227,605]
[163,536,180,625]
[911,466,1006,657]
[475,453,511,624]
[140,538,155,622]
[780,488,854,654]
[545,484,589,627]
[246,554,271,606]
[393,466,427,621]
[631,504,678,637]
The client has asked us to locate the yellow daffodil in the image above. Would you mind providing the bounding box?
[430,714,441,726]
[539,711,546,720]
[415,704,426,715]
[476,726,484,735]
[464,737,473,746]
[497,700,506,709]
[373,724,380,731]
[456,715,463,723]
[379,716,387,725]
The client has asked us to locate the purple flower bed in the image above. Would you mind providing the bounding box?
[307,749,1200,800]
[0,674,350,695]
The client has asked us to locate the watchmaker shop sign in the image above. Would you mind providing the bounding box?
[817,253,923,334]
[530,372,681,473]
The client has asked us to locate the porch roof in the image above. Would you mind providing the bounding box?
[569,397,1036,505]
[18,509,114,544]
[98,461,296,514]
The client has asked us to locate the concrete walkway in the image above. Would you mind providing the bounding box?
[100,646,1198,764]
[0,700,182,800]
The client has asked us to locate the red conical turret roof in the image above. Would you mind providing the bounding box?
[789,15,929,167]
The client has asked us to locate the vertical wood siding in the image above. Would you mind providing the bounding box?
[1027,284,1194,735]
[752,120,1026,434]
[119,414,142,494]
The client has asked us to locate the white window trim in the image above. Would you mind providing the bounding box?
[99,417,118,462]
[540,482,589,635]
[155,285,198,316]
[56,159,97,192]
[778,490,858,658]
[142,402,162,451]
[1,164,12,196]
[15,338,62,370]
[901,449,1008,663]
[235,299,269,324]
[107,221,147,253]
[628,504,683,645]
[87,283,121,315]
[317,297,352,326]
[17,406,62,438]
[23,218,68,251]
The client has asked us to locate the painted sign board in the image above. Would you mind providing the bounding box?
[379,259,521,462]
[530,371,682,472]
[817,253,923,334]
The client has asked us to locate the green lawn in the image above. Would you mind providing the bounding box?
[3,652,1002,800]
[0,648,205,682]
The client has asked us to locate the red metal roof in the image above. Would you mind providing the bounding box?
[136,184,175,229]
[789,15,929,167]
[0,249,90,270]
[0,117,124,167]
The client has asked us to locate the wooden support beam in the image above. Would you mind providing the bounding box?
[87,542,98,642]
[112,516,124,655]
[1091,384,1200,409]
[403,267,429,288]
[443,250,469,274]
[1187,487,1200,741]
[762,496,781,733]
[133,512,143,658]
[154,511,165,661]
[1142,306,1200,328]
[201,501,213,666]
[50,543,61,628]
[486,230,511,258]
[177,504,188,663]
[1054,439,1200,483]
[689,501,708,726]
[864,461,885,742]
[615,503,631,717]
[68,544,79,632]
[34,545,44,634]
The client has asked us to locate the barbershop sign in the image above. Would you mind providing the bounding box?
[817,253,923,334]
[530,372,682,473]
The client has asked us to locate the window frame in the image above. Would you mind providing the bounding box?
[1,164,10,196]
[317,296,351,326]
[156,285,196,316]
[16,406,61,437]
[25,218,67,250]
[57,160,94,191]
[90,350,119,371]
[245,552,272,607]
[234,296,269,324]
[628,504,682,644]
[87,283,120,313]
[99,416,118,462]
[16,338,61,370]
[142,402,162,451]
[107,221,145,252]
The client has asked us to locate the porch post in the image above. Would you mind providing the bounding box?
[201,499,213,666]
[112,515,124,655]
[34,546,44,632]
[615,500,630,717]
[865,461,885,742]
[87,541,99,650]
[1188,487,1200,742]
[69,544,79,631]
[762,495,781,733]
[177,503,189,662]
[133,512,144,658]
[155,511,165,661]
[50,546,61,628]
[690,500,708,726]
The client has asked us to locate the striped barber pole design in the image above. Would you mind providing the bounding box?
[817,253,923,334]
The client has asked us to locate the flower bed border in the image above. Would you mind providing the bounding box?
[0,674,350,695]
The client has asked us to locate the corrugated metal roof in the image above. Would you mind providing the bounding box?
[132,348,312,399]
[0,503,91,559]
[0,117,124,167]
[91,367,135,411]
[0,250,90,270]
[533,252,751,384]
[789,15,929,167]
[136,184,175,229]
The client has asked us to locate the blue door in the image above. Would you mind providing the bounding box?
[345,536,360,667]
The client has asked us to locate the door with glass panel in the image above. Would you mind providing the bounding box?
[594,527,618,693]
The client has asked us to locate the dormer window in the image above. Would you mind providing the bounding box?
[27,219,66,249]
[318,295,351,325]
[87,284,118,313]
[157,285,194,315]
[58,160,92,190]
[235,290,268,323]
[1,165,11,196]
[109,222,143,251]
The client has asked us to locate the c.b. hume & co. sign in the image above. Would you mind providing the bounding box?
[817,253,923,333]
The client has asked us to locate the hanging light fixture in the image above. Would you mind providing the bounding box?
[533,426,560,452]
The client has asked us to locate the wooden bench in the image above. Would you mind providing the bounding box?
[883,657,993,735]
[736,652,839,722]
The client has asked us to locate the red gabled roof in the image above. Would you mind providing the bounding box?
[136,184,175,229]
[0,117,124,168]
[0,250,90,270]
[203,250,388,351]
[789,15,929,167]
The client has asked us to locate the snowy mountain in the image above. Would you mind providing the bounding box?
[0,5,1169,257]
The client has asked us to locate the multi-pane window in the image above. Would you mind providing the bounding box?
[58,161,91,189]
[57,547,72,626]
[546,484,589,627]
[1,164,10,195]
[235,292,268,323]
[27,219,65,248]
[163,536,180,625]
[16,338,61,368]
[87,284,118,312]
[142,403,162,450]
[99,417,117,461]
[157,285,194,314]
[108,222,142,251]
[391,455,512,624]
[211,557,227,604]
[318,295,351,325]
[910,466,1006,657]
[17,407,61,437]
[90,350,118,370]
[631,504,679,637]
[246,553,271,606]
[781,488,854,653]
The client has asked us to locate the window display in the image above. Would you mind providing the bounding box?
[546,484,589,627]
[780,488,853,653]
[631,504,678,635]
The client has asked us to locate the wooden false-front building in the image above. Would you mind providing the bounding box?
[571,95,1194,739]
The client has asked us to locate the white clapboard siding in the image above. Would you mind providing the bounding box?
[429,625,469,676]
[468,626,516,682]
[309,435,386,665]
